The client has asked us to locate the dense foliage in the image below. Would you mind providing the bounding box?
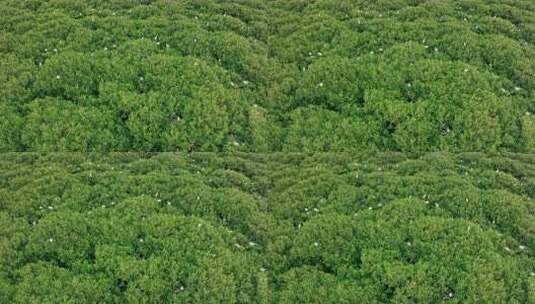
[1,0,534,152]
[0,153,534,303]
[2,1,534,302]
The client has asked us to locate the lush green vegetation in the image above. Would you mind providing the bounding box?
[2,1,534,302]
[0,153,534,303]
[1,0,534,152]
